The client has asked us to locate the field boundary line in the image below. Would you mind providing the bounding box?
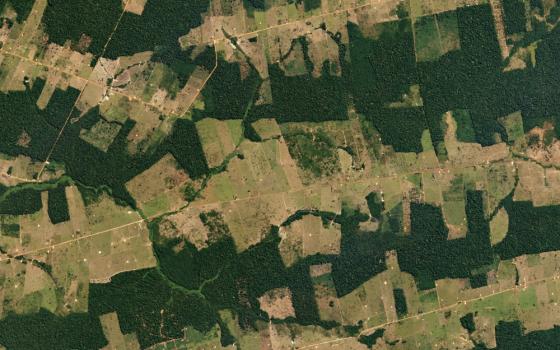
[0,218,146,263]
[296,336,353,349]
[234,1,369,39]
[36,0,134,180]
[0,49,172,112]
[358,274,558,336]
[296,273,560,349]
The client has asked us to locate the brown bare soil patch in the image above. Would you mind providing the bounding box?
[16,130,31,148]
[258,287,296,320]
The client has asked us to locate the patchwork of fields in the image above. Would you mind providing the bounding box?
[0,0,560,348]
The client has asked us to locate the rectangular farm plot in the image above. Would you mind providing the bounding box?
[499,111,524,142]
[418,289,439,312]
[99,94,132,124]
[436,11,461,54]
[379,177,403,212]
[80,221,156,282]
[300,214,340,255]
[414,15,443,62]
[100,312,141,350]
[309,263,343,322]
[338,273,388,326]
[409,0,434,18]
[413,11,460,62]
[221,198,280,252]
[258,287,296,320]
[443,199,467,237]
[125,153,192,217]
[278,215,341,267]
[85,193,142,232]
[196,118,243,168]
[199,139,293,203]
[79,119,122,152]
[125,0,147,15]
[422,172,443,205]
[22,262,57,304]
[442,174,467,238]
[251,118,282,140]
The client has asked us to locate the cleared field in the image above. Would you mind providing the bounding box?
[499,111,524,142]
[352,250,560,348]
[99,94,132,124]
[413,15,444,62]
[81,221,156,282]
[196,118,243,168]
[513,160,560,206]
[278,214,341,266]
[85,193,141,232]
[490,207,508,246]
[100,312,141,350]
[158,205,217,249]
[422,172,443,205]
[442,174,467,238]
[310,263,343,322]
[200,138,293,203]
[126,153,193,217]
[0,155,56,186]
[0,256,54,317]
[338,271,388,326]
[79,119,122,152]
[258,287,296,320]
[251,118,282,140]
[443,111,510,167]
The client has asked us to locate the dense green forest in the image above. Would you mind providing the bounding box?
[43,0,122,56]
[47,185,69,224]
[0,188,42,215]
[0,309,107,350]
[103,0,209,58]
[494,321,560,349]
[495,198,560,259]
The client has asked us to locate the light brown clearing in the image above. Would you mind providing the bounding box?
[309,263,333,278]
[124,0,147,15]
[125,153,190,215]
[258,287,296,320]
[279,214,341,267]
[159,205,219,250]
[444,111,510,166]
